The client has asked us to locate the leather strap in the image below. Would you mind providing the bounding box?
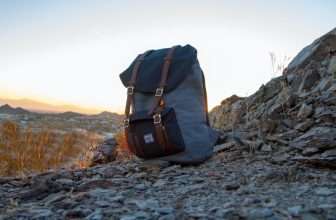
[124,51,149,155]
[154,123,168,154]
[161,125,173,154]
[148,46,177,115]
[125,130,136,154]
[124,51,149,117]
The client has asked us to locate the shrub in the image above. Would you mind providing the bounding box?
[114,130,133,160]
[0,121,100,177]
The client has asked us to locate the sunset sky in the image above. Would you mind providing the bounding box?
[1,0,335,113]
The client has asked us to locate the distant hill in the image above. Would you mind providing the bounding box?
[93,111,122,118]
[55,111,86,118]
[0,97,103,114]
[0,103,123,121]
[0,104,31,115]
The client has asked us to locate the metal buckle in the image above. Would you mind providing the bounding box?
[153,113,161,124]
[124,118,130,127]
[127,86,134,95]
[155,88,164,97]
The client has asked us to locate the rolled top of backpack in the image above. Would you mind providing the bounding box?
[119,44,197,94]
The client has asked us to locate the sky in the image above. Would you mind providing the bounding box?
[0,0,335,113]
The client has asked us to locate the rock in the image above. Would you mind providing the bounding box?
[134,183,146,191]
[302,147,320,156]
[247,208,273,218]
[75,180,114,192]
[291,127,336,150]
[295,120,314,132]
[260,144,272,152]
[153,179,167,187]
[297,103,313,119]
[65,207,92,218]
[31,209,55,219]
[314,77,333,92]
[177,183,205,194]
[213,142,235,153]
[120,212,150,220]
[44,193,67,206]
[55,178,74,187]
[298,69,321,93]
[141,159,171,170]
[318,204,336,209]
[293,156,336,169]
[267,102,284,120]
[287,27,336,71]
[315,187,335,196]
[154,207,174,215]
[158,214,176,220]
[314,106,336,123]
[288,205,303,216]
[321,149,336,158]
[328,56,336,76]
[224,183,240,191]
[86,209,103,220]
[132,199,159,211]
[110,195,125,203]
[210,95,244,130]
[19,182,50,201]
[89,138,118,167]
[94,200,110,208]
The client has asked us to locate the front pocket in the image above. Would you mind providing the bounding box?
[126,108,185,159]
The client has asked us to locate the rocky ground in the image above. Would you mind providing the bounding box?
[1,148,336,220]
[0,28,335,219]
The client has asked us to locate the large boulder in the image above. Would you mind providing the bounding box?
[210,95,244,130]
[209,27,336,168]
[287,28,336,72]
[80,138,118,167]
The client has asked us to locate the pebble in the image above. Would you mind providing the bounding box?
[154,207,174,215]
[86,209,103,220]
[153,179,167,187]
[315,187,335,196]
[248,208,273,218]
[133,199,159,211]
[225,183,240,191]
[288,205,303,216]
[120,211,150,220]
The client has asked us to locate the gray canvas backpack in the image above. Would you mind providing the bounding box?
[120,45,218,165]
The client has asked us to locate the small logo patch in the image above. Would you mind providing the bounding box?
[144,133,154,144]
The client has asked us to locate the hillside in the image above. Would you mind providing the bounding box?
[0,104,31,115]
[210,27,336,168]
[0,98,103,114]
[0,104,123,135]
[0,28,335,219]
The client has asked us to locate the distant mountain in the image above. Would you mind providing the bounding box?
[93,111,122,118]
[56,111,86,118]
[0,104,31,115]
[0,98,104,114]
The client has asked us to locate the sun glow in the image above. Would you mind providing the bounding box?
[1,1,335,113]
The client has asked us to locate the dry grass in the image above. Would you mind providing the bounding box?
[0,120,101,177]
[114,131,134,160]
[269,52,291,77]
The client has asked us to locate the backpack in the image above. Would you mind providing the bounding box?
[120,45,218,165]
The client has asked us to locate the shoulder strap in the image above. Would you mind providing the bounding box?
[148,46,177,115]
[124,51,149,119]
